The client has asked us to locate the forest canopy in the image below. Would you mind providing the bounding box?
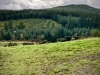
[0,5,100,42]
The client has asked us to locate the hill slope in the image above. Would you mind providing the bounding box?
[0,38,100,75]
[50,4,100,13]
[1,18,62,28]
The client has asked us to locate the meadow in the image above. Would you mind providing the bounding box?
[0,38,100,75]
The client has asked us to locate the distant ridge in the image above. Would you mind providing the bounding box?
[50,4,100,13]
[56,4,99,9]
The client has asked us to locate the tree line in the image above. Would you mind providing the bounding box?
[0,9,100,28]
[0,9,100,42]
[0,20,100,42]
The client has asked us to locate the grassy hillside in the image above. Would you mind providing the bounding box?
[0,38,100,75]
[50,4,100,13]
[0,18,61,28]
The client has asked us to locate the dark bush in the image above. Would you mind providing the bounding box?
[4,45,7,47]
[40,40,48,44]
[65,36,72,41]
[57,38,66,42]
[74,36,81,40]
[8,42,17,46]
[23,42,28,45]
[91,30,100,37]
[22,42,34,45]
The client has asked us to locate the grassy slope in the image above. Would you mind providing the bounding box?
[0,38,100,75]
[0,18,61,28]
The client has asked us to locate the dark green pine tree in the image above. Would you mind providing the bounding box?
[5,31,12,40]
[8,20,13,30]
[4,22,8,30]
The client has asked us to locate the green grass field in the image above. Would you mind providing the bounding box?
[0,38,100,75]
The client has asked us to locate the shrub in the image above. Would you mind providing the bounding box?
[4,45,7,47]
[91,30,100,37]
[22,42,34,45]
[74,36,81,40]
[22,42,28,45]
[65,36,72,41]
[57,38,66,42]
[8,42,17,46]
[40,40,48,44]
[0,22,4,27]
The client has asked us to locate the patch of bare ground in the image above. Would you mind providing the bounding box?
[43,53,100,75]
[76,65,99,75]
[68,53,100,63]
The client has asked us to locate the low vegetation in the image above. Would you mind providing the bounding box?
[4,42,17,47]
[0,38,100,75]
